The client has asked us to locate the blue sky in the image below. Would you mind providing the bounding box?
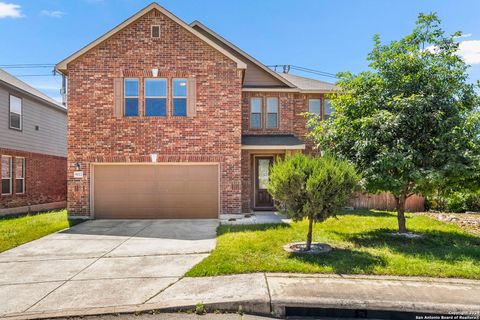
[0,0,479,102]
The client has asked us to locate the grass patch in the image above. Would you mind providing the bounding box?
[187,210,480,279]
[0,210,81,253]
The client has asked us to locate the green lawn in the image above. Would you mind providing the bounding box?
[187,210,480,279]
[0,210,80,253]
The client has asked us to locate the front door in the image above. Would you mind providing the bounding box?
[254,156,274,209]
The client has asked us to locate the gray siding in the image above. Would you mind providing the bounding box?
[0,85,67,157]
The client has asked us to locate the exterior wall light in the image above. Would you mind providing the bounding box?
[150,153,158,163]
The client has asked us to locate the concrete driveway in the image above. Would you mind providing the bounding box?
[0,219,218,318]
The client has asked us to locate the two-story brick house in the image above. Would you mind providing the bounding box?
[0,68,67,216]
[56,2,337,219]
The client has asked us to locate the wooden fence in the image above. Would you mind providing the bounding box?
[349,192,425,212]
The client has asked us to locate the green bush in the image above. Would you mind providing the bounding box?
[268,153,360,250]
[426,191,480,213]
[465,193,480,212]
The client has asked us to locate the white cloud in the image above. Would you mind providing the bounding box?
[455,33,472,39]
[0,2,23,18]
[458,40,480,65]
[425,40,480,65]
[40,10,65,18]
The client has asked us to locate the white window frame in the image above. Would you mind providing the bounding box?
[250,97,263,129]
[172,78,188,116]
[144,78,168,116]
[15,157,25,194]
[1,155,12,195]
[9,94,22,131]
[266,97,279,129]
[124,78,139,117]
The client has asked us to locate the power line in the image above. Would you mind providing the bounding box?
[267,64,339,79]
[0,64,55,68]
[14,74,59,77]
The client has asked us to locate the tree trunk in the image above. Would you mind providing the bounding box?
[395,193,407,233]
[306,217,314,251]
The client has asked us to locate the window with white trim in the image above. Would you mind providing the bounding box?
[1,156,12,195]
[250,97,262,129]
[9,95,22,130]
[266,97,278,128]
[172,79,187,116]
[124,79,139,117]
[15,157,25,194]
[145,79,167,116]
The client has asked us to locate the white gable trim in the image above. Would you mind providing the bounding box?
[56,3,247,73]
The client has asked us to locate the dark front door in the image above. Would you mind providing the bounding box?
[255,156,274,209]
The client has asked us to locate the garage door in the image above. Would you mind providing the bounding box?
[92,164,219,219]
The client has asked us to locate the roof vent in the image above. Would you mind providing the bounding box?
[151,25,160,38]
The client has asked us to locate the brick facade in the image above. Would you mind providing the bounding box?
[0,147,67,209]
[66,9,242,216]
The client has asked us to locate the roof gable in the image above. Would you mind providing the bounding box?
[56,3,246,73]
[0,68,66,112]
[190,21,295,88]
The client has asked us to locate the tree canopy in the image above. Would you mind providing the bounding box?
[309,13,480,233]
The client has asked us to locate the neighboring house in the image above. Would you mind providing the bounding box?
[57,3,421,219]
[0,68,67,216]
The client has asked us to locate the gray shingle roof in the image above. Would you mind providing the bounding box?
[242,134,304,146]
[275,72,338,92]
[0,68,66,111]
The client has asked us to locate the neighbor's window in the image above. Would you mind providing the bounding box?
[250,97,262,129]
[145,79,167,116]
[308,99,321,116]
[324,99,334,119]
[124,79,139,117]
[266,97,278,128]
[9,95,22,130]
[1,156,12,195]
[172,79,187,116]
[15,157,25,194]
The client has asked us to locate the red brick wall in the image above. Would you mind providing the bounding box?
[0,148,67,209]
[66,9,242,216]
[241,92,323,152]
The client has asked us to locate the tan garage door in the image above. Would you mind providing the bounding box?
[92,164,219,219]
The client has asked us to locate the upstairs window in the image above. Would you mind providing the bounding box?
[266,97,278,128]
[172,79,187,116]
[324,99,334,119]
[308,99,321,116]
[1,156,12,195]
[250,97,262,129]
[145,79,167,116]
[124,79,139,117]
[15,157,25,194]
[9,95,22,130]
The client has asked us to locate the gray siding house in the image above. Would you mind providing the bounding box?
[0,68,67,215]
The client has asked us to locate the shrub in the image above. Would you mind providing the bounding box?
[268,153,360,251]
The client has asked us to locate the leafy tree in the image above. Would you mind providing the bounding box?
[268,153,359,251]
[309,13,480,233]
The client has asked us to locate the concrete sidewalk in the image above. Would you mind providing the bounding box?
[3,273,479,319]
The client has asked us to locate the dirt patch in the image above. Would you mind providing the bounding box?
[283,242,332,254]
[420,212,480,235]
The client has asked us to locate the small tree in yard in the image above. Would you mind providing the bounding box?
[268,153,359,251]
[309,13,480,233]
